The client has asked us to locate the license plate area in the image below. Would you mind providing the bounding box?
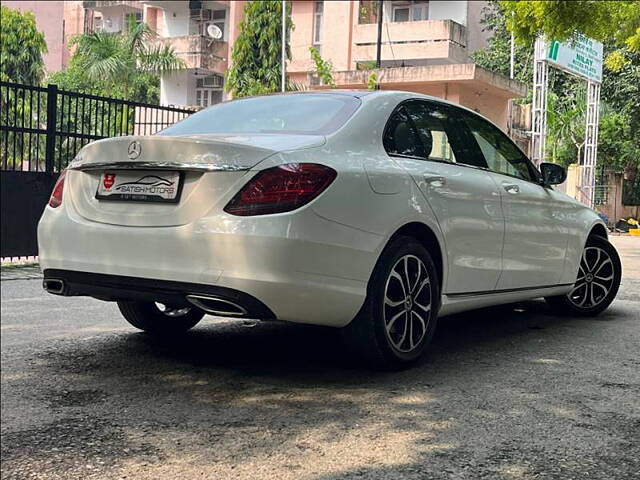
[95,170,184,203]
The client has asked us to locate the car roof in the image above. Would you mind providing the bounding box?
[281,89,478,113]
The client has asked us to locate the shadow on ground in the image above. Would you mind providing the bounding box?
[2,299,638,480]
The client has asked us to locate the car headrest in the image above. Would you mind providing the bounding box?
[394,122,414,155]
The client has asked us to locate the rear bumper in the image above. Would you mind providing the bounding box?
[38,199,382,327]
[43,269,276,319]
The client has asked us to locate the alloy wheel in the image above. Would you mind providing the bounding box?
[383,254,432,353]
[567,246,615,308]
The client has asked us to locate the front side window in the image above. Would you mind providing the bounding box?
[463,113,536,181]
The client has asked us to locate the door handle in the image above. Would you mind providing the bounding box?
[423,175,446,187]
[502,183,520,194]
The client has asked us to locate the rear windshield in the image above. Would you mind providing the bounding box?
[159,94,361,136]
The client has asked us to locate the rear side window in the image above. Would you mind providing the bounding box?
[403,102,457,163]
[384,100,487,168]
[159,94,360,136]
[462,113,537,181]
[383,108,426,158]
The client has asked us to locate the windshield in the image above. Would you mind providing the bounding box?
[159,94,361,136]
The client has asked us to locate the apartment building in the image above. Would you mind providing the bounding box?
[7,0,525,130]
[288,0,526,129]
[89,0,524,129]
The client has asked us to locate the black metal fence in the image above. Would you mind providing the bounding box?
[0,82,194,173]
[1,82,195,258]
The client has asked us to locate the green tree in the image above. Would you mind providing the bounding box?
[226,0,293,97]
[473,2,640,176]
[499,0,640,69]
[0,6,47,84]
[470,2,533,85]
[48,55,160,104]
[309,46,335,87]
[62,20,184,102]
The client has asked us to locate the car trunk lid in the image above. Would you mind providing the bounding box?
[66,134,324,227]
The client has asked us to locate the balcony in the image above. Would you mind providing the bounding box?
[83,1,142,9]
[353,19,468,65]
[150,35,228,73]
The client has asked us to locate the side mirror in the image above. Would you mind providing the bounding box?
[540,162,566,186]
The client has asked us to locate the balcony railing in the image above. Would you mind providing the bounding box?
[149,35,228,73]
[83,1,142,9]
[353,19,467,64]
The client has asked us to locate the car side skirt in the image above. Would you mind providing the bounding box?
[439,284,574,317]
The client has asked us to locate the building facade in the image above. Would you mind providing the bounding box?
[7,0,526,131]
[3,1,67,72]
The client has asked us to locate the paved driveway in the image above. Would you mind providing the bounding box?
[1,237,639,480]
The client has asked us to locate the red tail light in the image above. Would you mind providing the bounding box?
[224,163,337,216]
[48,170,67,208]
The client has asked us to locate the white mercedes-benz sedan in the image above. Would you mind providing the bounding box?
[38,91,621,368]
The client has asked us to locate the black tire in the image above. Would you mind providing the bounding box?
[545,235,622,316]
[342,236,440,369]
[117,300,204,335]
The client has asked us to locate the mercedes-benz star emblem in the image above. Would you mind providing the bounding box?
[127,140,141,159]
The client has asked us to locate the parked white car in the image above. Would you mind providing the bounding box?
[38,91,621,368]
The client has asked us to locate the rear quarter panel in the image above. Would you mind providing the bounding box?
[254,93,448,290]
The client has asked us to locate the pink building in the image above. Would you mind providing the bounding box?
[6,1,526,130]
[139,0,525,130]
[3,1,66,73]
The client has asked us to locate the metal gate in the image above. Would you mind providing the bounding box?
[0,82,195,258]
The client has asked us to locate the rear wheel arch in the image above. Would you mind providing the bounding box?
[588,223,608,240]
[386,222,444,290]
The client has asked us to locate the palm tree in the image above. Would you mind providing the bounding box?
[71,21,185,101]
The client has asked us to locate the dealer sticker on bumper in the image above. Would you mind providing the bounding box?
[96,170,183,203]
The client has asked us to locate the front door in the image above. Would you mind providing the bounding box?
[461,112,568,289]
[383,101,504,294]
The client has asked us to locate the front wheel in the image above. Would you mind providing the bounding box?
[342,236,440,369]
[545,235,622,316]
[117,301,204,335]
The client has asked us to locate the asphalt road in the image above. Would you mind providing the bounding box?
[2,237,639,480]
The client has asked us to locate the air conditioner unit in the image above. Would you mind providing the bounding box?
[190,9,212,22]
[197,75,223,88]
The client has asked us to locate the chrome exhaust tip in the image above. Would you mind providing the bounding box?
[186,294,248,317]
[43,278,65,295]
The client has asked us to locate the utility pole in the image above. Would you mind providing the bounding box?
[510,31,515,79]
[509,12,515,79]
[281,0,286,92]
[375,1,384,68]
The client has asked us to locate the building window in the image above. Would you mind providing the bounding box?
[392,1,428,22]
[196,75,224,107]
[125,11,143,29]
[313,1,323,46]
[358,1,379,25]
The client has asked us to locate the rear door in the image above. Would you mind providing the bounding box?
[460,111,569,289]
[385,101,504,294]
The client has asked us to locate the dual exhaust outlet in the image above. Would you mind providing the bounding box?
[43,279,247,318]
[185,295,247,317]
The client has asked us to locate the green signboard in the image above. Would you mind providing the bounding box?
[546,35,603,83]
